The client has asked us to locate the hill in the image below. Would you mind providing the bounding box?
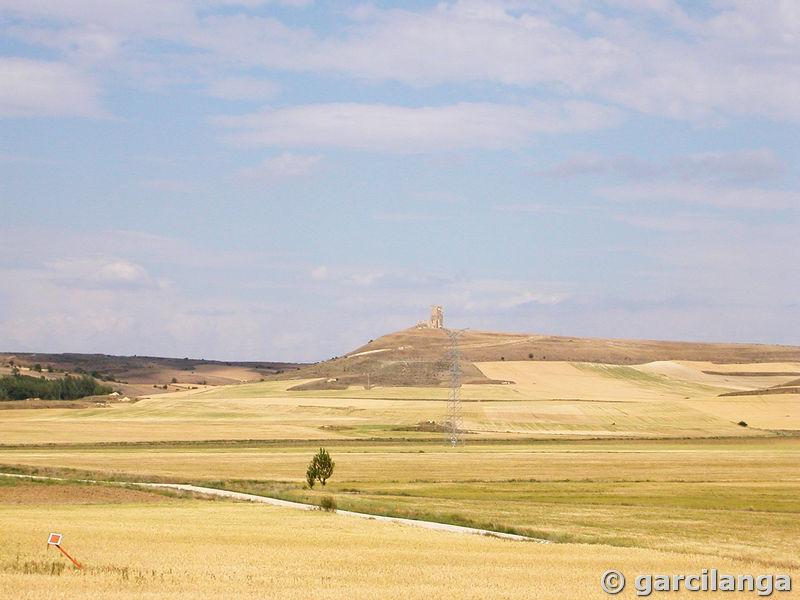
[278,327,800,389]
[0,352,304,398]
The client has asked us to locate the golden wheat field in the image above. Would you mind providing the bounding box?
[1,359,798,598]
[5,437,797,567]
[1,360,797,444]
[1,492,794,600]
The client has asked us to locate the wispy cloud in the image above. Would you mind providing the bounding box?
[0,58,106,118]
[373,213,437,223]
[140,179,199,193]
[2,1,800,358]
[493,203,575,215]
[600,182,800,210]
[613,214,724,233]
[202,76,279,101]
[5,1,800,125]
[540,149,785,184]
[43,257,163,291]
[213,101,622,152]
[538,153,663,180]
[236,152,323,178]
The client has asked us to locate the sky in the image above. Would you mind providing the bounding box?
[1,0,799,362]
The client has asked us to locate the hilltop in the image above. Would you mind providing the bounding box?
[4,328,800,395]
[279,327,800,389]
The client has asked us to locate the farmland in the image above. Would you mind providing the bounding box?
[1,349,798,597]
[4,482,785,599]
[2,357,799,444]
[3,437,799,570]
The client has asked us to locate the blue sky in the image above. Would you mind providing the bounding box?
[1,1,799,361]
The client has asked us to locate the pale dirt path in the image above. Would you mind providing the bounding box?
[0,473,547,543]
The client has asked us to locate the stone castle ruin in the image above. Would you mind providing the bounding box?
[417,305,444,329]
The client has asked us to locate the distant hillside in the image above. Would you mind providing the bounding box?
[6,328,800,394]
[279,327,800,389]
[0,352,304,398]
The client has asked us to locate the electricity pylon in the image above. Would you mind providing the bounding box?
[445,329,466,446]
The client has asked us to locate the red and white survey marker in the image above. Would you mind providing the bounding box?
[47,532,82,569]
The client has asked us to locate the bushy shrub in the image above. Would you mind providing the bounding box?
[319,495,337,512]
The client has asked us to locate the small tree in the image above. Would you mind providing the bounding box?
[306,463,317,489]
[314,448,334,486]
[306,447,335,487]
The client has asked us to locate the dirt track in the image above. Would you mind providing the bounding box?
[1,473,546,543]
[139,483,544,542]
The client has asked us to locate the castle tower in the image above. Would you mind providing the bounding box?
[430,305,443,329]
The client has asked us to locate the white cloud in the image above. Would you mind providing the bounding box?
[44,258,160,290]
[0,228,271,270]
[306,265,390,288]
[7,25,123,64]
[541,148,785,184]
[374,213,437,223]
[0,1,193,32]
[0,58,105,118]
[538,153,660,179]
[493,203,574,215]
[140,179,199,192]
[613,214,723,233]
[310,265,328,280]
[214,101,622,152]
[236,152,323,178]
[446,279,570,312]
[209,0,311,7]
[5,1,800,125]
[347,271,387,287]
[185,2,800,123]
[669,149,785,184]
[600,182,800,210]
[1,223,797,359]
[203,76,278,100]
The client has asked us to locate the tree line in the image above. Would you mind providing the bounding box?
[0,373,113,401]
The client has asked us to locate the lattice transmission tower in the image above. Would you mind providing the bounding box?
[445,329,467,446]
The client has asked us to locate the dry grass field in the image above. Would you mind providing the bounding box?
[1,478,794,599]
[1,358,797,444]
[3,437,799,569]
[2,346,798,598]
